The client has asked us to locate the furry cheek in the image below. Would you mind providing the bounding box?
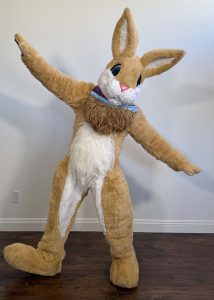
[98,69,121,99]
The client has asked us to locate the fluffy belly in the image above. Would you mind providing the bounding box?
[69,122,115,188]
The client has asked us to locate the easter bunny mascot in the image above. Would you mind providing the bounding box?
[4,8,200,288]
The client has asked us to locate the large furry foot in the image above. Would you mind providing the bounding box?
[3,243,61,276]
[110,253,139,288]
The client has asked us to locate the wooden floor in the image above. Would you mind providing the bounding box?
[0,232,214,299]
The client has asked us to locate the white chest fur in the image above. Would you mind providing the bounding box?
[59,122,114,236]
[69,122,115,188]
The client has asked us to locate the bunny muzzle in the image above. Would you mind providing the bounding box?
[97,69,141,105]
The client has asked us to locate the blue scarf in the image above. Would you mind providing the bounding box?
[90,86,139,113]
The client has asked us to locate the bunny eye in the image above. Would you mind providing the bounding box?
[111,64,121,76]
[136,75,142,86]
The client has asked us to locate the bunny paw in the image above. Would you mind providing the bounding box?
[180,163,201,176]
[14,33,35,58]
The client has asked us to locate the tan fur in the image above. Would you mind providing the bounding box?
[107,56,143,88]
[101,163,139,288]
[4,156,87,275]
[4,156,69,275]
[129,111,201,175]
[4,8,200,289]
[112,8,138,58]
[15,33,94,108]
[141,49,185,78]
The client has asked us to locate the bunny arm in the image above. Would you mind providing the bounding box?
[15,34,94,108]
[128,111,200,175]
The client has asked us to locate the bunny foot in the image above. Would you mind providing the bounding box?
[4,243,61,276]
[110,252,139,288]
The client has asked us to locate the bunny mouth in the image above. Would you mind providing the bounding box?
[97,69,142,106]
[90,85,139,112]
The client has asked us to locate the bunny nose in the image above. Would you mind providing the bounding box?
[120,83,129,92]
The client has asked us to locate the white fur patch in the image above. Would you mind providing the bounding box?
[91,178,106,234]
[98,69,142,105]
[59,170,82,237]
[69,122,115,187]
[119,19,128,53]
[59,122,115,237]
[145,57,175,69]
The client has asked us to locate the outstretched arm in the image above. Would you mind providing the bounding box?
[128,111,200,175]
[15,33,94,108]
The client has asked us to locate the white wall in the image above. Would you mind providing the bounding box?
[0,0,214,232]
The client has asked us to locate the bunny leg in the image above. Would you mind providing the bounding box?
[4,155,86,276]
[91,166,139,288]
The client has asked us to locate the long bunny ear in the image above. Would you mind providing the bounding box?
[141,49,185,78]
[112,8,138,58]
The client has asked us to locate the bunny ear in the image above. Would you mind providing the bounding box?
[112,8,138,58]
[141,49,185,78]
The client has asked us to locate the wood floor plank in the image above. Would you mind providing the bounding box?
[0,232,214,299]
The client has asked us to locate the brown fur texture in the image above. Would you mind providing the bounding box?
[4,8,200,289]
[83,96,134,135]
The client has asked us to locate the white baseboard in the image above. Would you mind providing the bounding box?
[0,218,214,233]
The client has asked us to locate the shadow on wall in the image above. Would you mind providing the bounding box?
[122,81,214,215]
[126,173,152,204]
[156,82,214,195]
[121,150,166,221]
[0,90,74,217]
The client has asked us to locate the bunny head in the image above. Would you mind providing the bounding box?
[97,8,185,106]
